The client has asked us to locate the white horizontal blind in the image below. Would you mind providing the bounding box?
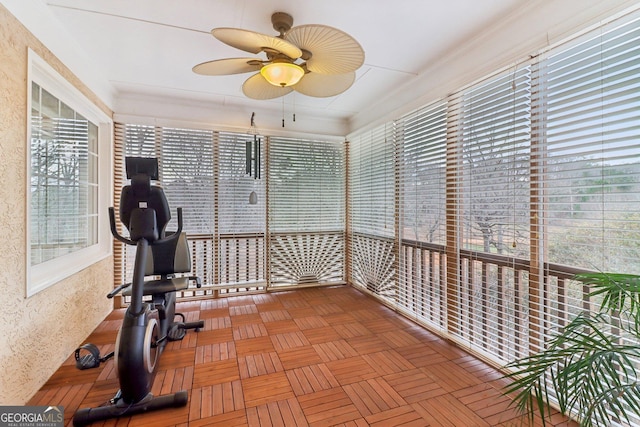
[349,124,395,237]
[399,102,448,244]
[396,101,447,327]
[217,131,265,235]
[348,124,396,298]
[537,16,640,276]
[458,66,532,258]
[116,123,157,283]
[118,125,216,234]
[268,137,344,232]
[160,127,215,234]
[120,123,156,158]
[268,137,345,286]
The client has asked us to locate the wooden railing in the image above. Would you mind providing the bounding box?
[180,233,267,299]
[120,228,593,365]
[119,233,266,304]
[350,233,595,364]
[119,230,345,304]
[398,239,594,362]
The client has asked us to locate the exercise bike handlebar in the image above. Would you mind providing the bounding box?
[108,207,183,246]
[107,283,129,299]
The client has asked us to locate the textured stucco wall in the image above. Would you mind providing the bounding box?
[0,4,114,404]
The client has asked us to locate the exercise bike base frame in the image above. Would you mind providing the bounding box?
[72,391,188,427]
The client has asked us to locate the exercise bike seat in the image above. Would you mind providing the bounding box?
[122,231,193,297]
[122,277,189,296]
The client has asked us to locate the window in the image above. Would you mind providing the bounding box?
[269,137,345,233]
[27,50,111,297]
[160,127,215,234]
[457,66,532,258]
[349,124,395,238]
[452,65,533,359]
[119,124,216,234]
[217,131,266,287]
[218,131,265,235]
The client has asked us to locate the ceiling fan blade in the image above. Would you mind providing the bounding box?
[192,58,262,75]
[243,73,293,100]
[212,28,302,59]
[294,71,355,98]
[285,25,364,74]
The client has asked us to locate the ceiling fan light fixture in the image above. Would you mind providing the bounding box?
[260,62,304,87]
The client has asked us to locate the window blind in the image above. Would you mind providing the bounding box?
[268,137,344,232]
[399,102,448,244]
[217,131,265,235]
[159,127,215,234]
[457,66,532,258]
[116,124,215,234]
[349,124,395,237]
[537,17,640,277]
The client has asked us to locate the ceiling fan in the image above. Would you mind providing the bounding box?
[192,12,365,100]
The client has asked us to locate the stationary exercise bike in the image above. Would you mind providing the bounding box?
[73,157,204,426]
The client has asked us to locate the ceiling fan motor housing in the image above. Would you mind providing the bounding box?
[272,12,294,35]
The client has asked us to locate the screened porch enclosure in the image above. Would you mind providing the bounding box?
[111,11,640,424]
[114,125,347,299]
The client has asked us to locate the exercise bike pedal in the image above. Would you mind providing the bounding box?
[167,323,187,341]
[75,343,114,370]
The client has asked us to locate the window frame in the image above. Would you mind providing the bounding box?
[26,49,112,297]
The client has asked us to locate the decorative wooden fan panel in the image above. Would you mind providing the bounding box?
[269,232,344,287]
[351,234,396,299]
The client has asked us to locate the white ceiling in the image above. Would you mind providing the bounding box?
[10,0,637,135]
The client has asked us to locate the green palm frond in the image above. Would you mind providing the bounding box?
[504,273,640,426]
[577,272,640,329]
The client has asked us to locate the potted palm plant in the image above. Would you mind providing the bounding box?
[503,272,640,426]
